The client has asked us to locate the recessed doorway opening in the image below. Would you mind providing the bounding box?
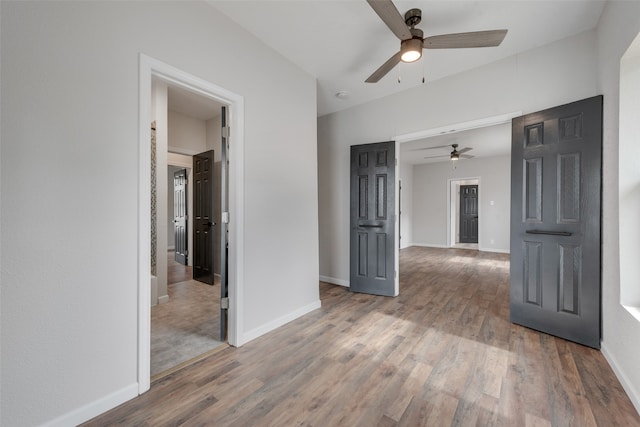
[449,178,480,250]
[138,54,245,394]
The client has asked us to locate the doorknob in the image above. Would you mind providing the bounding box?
[207,221,216,227]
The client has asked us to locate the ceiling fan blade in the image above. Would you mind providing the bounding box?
[365,51,402,83]
[366,0,412,41]
[423,29,508,49]
[458,147,473,154]
[460,154,475,159]
[423,154,449,159]
[409,144,453,151]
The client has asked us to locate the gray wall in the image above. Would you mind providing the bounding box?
[1,2,318,425]
[411,155,511,252]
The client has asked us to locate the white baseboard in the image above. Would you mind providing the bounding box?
[479,247,510,254]
[238,299,321,346]
[158,294,169,304]
[400,242,414,249]
[320,275,349,287]
[410,243,509,254]
[601,342,640,416]
[411,243,448,248]
[41,383,138,427]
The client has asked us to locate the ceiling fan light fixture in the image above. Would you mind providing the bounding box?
[450,152,460,161]
[400,38,422,62]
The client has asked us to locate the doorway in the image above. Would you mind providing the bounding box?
[149,87,226,378]
[138,54,245,394]
[449,178,480,250]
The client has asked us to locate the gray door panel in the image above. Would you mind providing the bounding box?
[193,150,215,285]
[460,185,478,243]
[510,95,602,348]
[350,141,396,296]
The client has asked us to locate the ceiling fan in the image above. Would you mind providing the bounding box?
[421,144,474,161]
[365,0,508,83]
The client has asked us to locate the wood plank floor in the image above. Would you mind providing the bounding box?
[84,247,640,426]
[151,253,223,376]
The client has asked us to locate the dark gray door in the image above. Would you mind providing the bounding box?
[193,150,215,285]
[219,106,229,341]
[459,185,478,243]
[510,95,602,349]
[173,168,188,265]
[350,141,396,296]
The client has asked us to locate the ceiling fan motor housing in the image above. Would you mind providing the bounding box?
[404,8,422,27]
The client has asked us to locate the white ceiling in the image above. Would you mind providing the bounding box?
[210,0,606,117]
[167,85,223,121]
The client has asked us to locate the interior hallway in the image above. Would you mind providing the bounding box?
[150,252,224,377]
[88,247,639,426]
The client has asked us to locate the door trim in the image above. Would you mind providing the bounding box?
[138,54,245,394]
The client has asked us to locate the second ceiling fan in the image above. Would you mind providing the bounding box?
[365,0,508,83]
[421,144,474,161]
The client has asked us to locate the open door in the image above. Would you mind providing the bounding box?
[350,141,397,297]
[173,168,188,265]
[510,95,602,348]
[219,106,229,341]
[193,150,215,285]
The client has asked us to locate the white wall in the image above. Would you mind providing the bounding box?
[318,30,597,284]
[0,2,318,425]
[399,162,413,249]
[411,155,510,252]
[168,110,208,155]
[596,0,640,414]
[619,50,640,307]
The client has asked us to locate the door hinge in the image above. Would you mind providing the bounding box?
[394,270,397,279]
[222,127,230,139]
[221,297,229,309]
[395,158,398,166]
[222,212,229,224]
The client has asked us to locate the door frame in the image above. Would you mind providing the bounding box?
[138,54,245,394]
[394,112,520,252]
[447,178,480,247]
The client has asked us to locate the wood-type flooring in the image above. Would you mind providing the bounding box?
[151,252,224,376]
[85,247,640,426]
